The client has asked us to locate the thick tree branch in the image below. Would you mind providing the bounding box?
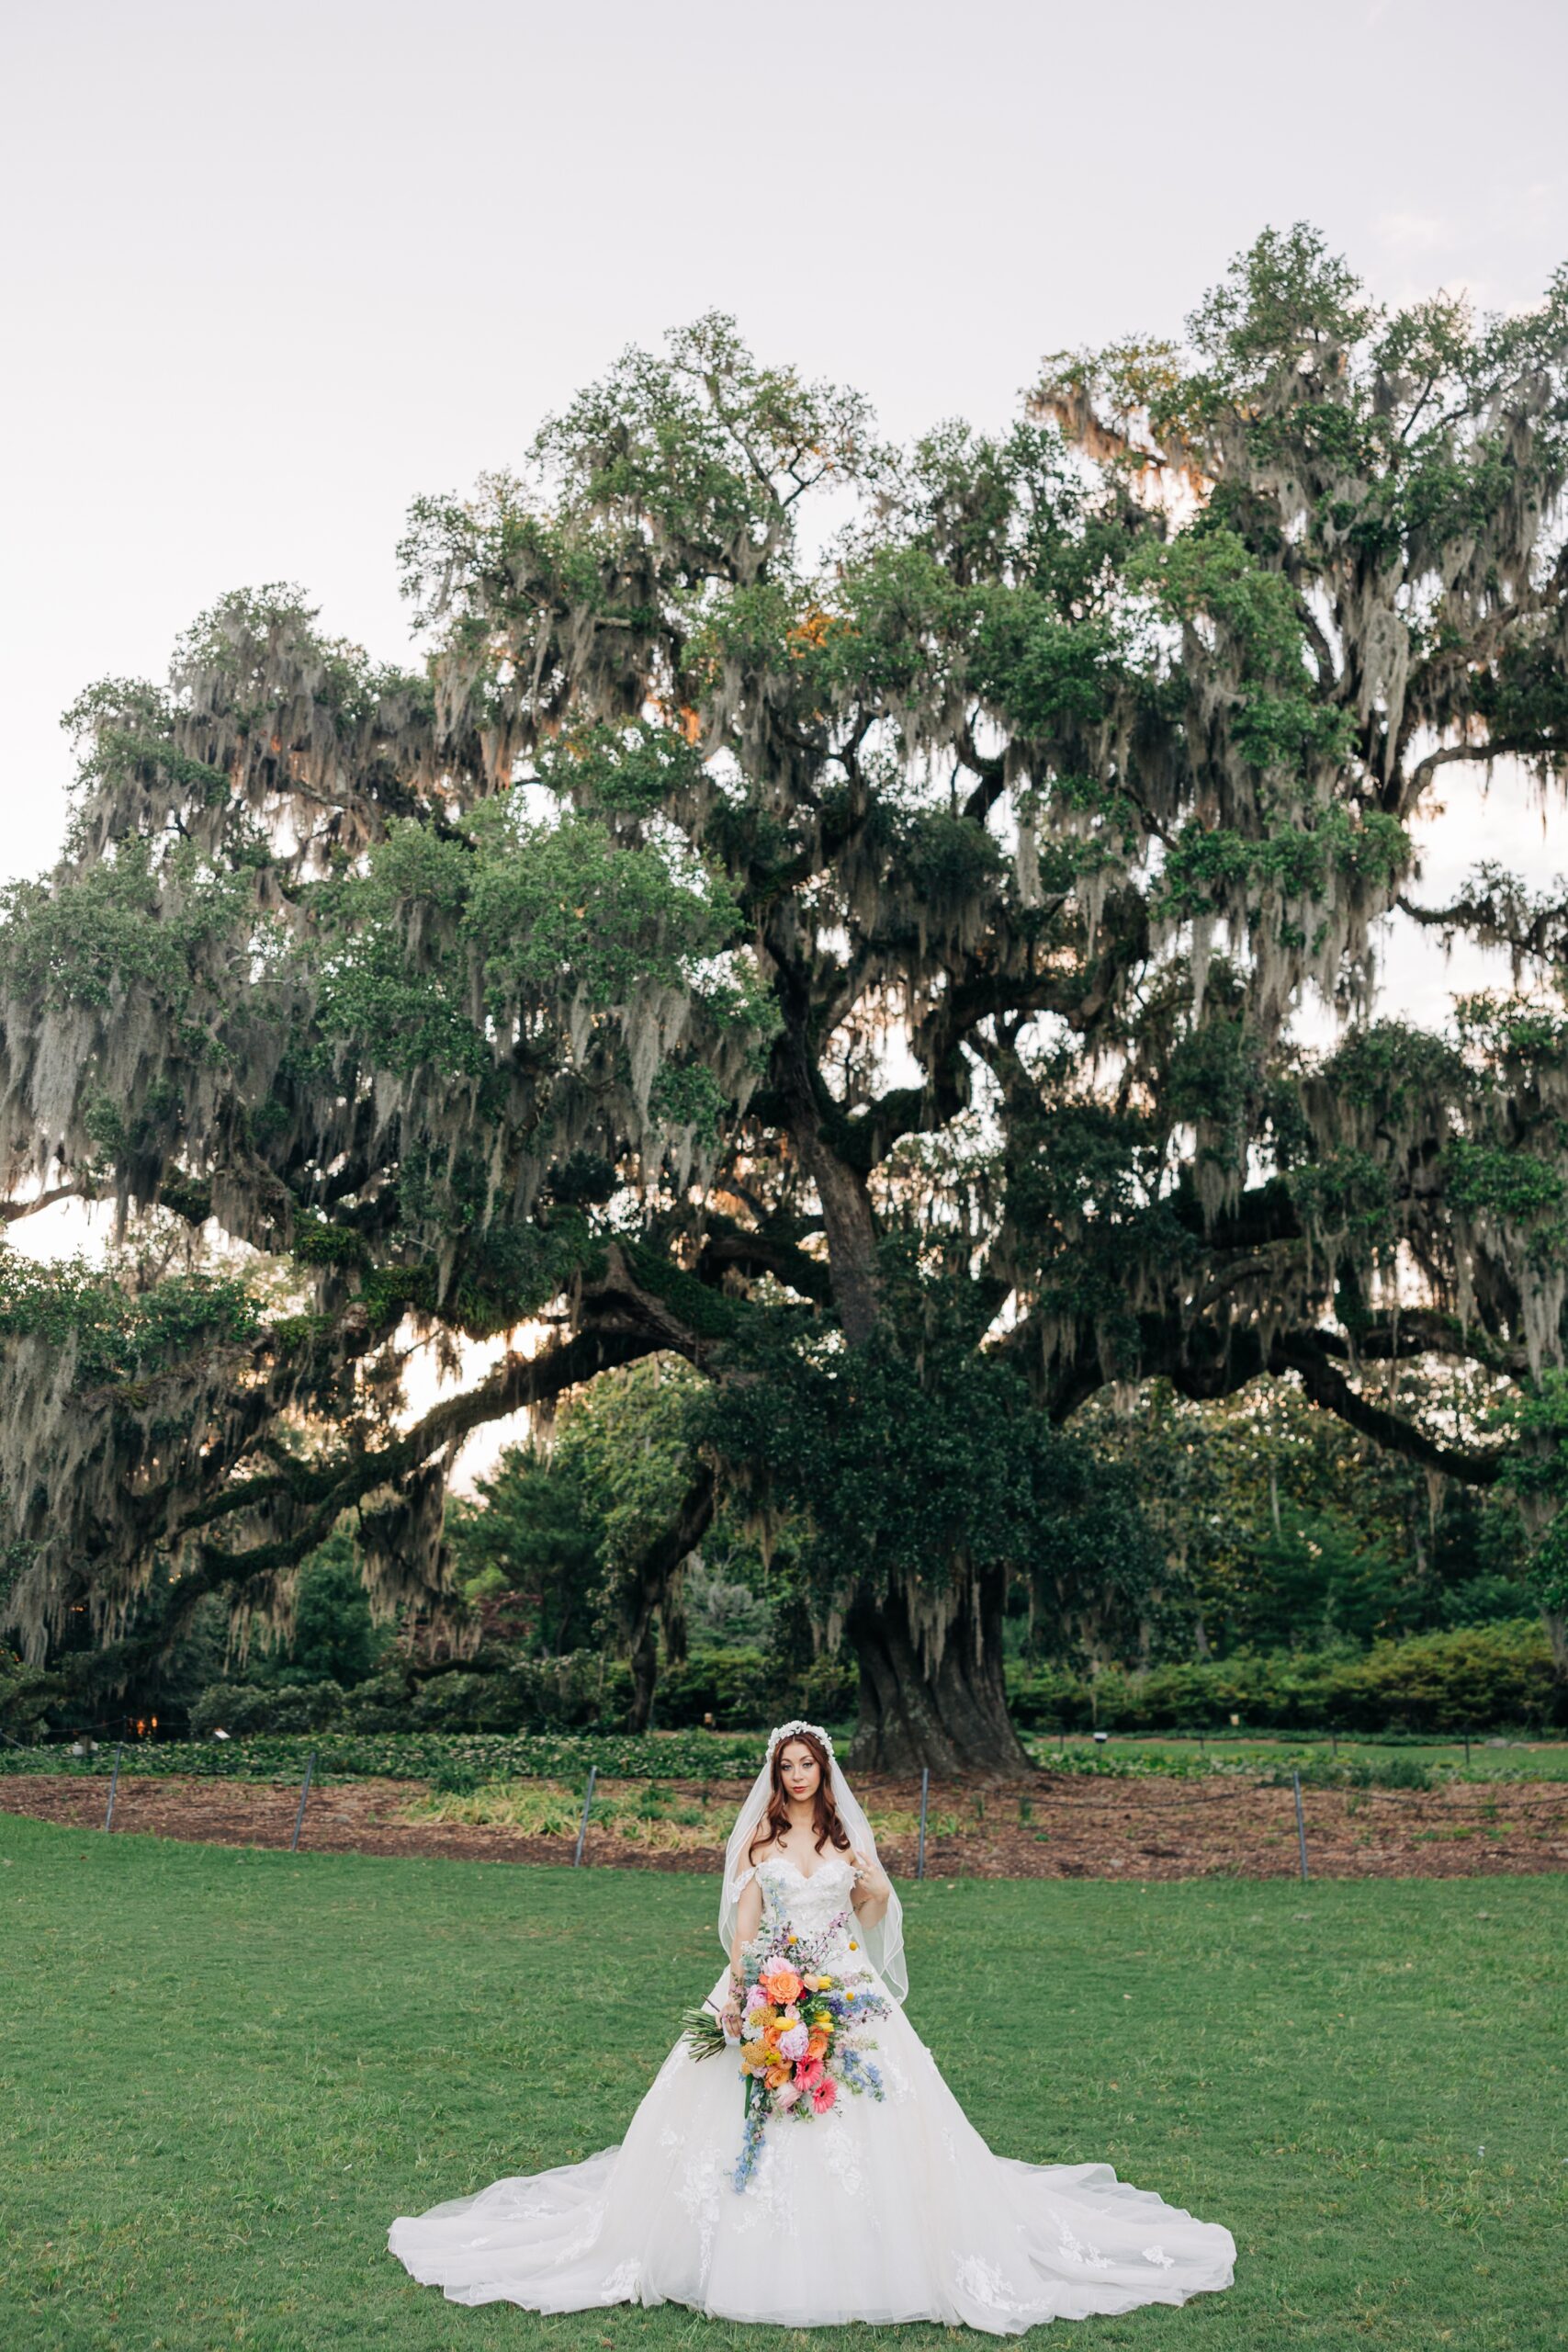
[764,919,883,1347]
[694,1219,833,1306]
[1002,1301,1514,1487]
[176,1324,660,1604]
[1269,1330,1504,1485]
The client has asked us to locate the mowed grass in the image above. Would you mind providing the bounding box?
[1,1817,1563,2352]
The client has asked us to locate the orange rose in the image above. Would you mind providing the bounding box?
[761,1963,804,2005]
[765,2063,791,2089]
[807,2030,829,2060]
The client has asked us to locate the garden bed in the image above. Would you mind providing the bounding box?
[3,1766,1564,1881]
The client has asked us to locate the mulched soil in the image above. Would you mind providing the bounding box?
[4,1770,1565,1881]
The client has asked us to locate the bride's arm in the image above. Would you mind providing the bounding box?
[849,1844,892,1928]
[728,1872,762,1979]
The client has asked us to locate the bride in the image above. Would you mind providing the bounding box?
[388,1720,1235,2332]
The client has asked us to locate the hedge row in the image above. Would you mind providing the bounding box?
[1009,1620,1562,1734]
[180,1647,860,1741]
[6,1621,1556,1765]
[178,1620,1560,1746]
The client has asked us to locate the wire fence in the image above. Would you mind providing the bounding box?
[30,1737,1562,1879]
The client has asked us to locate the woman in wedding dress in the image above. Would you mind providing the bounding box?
[388,1721,1235,2333]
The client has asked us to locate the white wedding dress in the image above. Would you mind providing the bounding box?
[388,1851,1235,2332]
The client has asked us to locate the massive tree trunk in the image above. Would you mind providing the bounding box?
[846,1565,1032,1779]
[774,979,1027,1774]
[1546,1611,1568,1726]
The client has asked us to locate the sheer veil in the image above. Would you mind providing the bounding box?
[717,1719,908,2004]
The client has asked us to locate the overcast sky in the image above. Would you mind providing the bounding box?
[4,0,1565,1475]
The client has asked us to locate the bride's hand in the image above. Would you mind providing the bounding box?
[849,1842,889,1895]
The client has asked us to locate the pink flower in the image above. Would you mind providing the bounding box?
[777,2022,810,2060]
[809,2076,837,2114]
[744,1987,768,2015]
[795,2055,825,2091]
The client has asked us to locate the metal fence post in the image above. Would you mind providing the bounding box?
[916,1767,930,1881]
[574,1764,598,1867]
[102,1741,125,1831]
[1292,1769,1310,1882]
[290,1751,317,1853]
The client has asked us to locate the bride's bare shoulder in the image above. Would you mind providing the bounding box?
[747,1829,778,1867]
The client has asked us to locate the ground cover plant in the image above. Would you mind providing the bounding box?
[2,1814,1563,2352]
[0,1727,773,1785]
[6,1724,1568,1792]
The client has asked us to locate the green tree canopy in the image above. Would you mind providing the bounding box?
[5,225,1568,1769]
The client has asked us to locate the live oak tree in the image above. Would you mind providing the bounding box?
[4,225,1568,1772]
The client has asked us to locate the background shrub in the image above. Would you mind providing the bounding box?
[1005,1619,1559,1734]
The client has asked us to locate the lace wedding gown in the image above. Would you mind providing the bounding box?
[388,1852,1235,2332]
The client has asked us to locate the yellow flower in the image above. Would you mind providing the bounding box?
[849,1939,858,1950]
[816,1976,833,1989]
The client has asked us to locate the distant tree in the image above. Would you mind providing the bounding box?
[1077,1372,1536,1657]
[4,225,1568,1770]
[681,1547,779,1653]
[243,1527,385,1688]
[446,1445,603,1655]
[448,1358,706,1727]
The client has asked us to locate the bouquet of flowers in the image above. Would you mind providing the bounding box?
[682,1898,889,2189]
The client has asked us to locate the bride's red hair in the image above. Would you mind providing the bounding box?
[747,1728,852,1866]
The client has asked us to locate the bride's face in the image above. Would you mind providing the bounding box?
[778,1740,821,1804]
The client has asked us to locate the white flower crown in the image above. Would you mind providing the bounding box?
[765,1718,836,1764]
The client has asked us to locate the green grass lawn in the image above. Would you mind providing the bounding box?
[2,1815,1562,2352]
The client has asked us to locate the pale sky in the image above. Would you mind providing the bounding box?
[4,0,1566,890]
[2,0,1566,1471]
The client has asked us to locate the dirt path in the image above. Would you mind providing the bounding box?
[4,1770,1565,1880]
